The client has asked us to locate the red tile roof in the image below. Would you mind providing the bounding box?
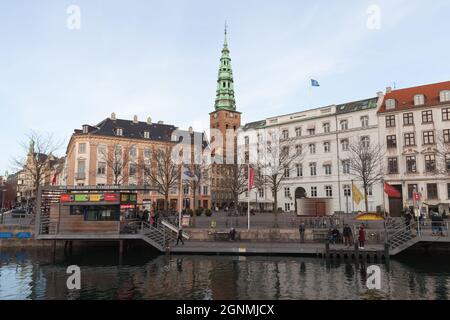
[378,81,450,113]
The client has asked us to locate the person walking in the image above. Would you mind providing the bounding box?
[358,226,366,249]
[299,221,306,243]
[343,224,353,248]
[176,228,185,245]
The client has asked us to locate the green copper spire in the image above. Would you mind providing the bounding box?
[214,24,236,111]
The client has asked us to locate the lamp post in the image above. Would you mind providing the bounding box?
[1,189,6,224]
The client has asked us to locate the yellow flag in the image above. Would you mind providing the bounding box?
[352,184,364,205]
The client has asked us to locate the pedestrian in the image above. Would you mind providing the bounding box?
[343,224,353,247]
[176,228,185,245]
[358,226,366,249]
[299,221,306,243]
[229,227,237,241]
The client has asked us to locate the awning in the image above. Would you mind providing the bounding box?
[356,213,385,221]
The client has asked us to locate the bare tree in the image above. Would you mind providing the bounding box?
[143,146,180,211]
[184,162,210,226]
[220,164,248,215]
[347,139,385,213]
[12,131,63,204]
[255,131,304,215]
[99,142,136,185]
[436,131,450,176]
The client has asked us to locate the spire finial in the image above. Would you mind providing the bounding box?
[224,21,228,46]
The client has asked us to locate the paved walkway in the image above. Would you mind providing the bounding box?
[170,240,384,255]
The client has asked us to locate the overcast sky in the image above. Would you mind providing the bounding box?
[1,0,450,174]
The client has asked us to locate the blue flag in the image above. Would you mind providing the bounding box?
[311,79,320,87]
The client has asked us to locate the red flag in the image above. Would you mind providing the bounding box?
[384,182,401,198]
[51,173,57,185]
[248,166,254,190]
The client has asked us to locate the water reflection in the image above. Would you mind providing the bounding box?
[0,247,449,300]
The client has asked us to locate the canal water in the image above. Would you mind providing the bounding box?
[0,247,449,300]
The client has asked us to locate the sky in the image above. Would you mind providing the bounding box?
[1,0,450,174]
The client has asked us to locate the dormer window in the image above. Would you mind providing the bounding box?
[440,90,450,102]
[414,94,425,106]
[386,99,396,110]
[116,128,123,136]
[82,125,89,134]
[144,131,150,139]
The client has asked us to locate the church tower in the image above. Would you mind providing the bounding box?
[210,26,241,209]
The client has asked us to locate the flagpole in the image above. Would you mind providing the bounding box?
[247,163,250,230]
[351,180,355,213]
[179,167,183,229]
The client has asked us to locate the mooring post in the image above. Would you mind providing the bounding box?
[325,238,330,259]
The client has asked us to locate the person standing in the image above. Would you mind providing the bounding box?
[176,228,185,245]
[358,226,366,249]
[299,221,306,243]
[343,224,353,248]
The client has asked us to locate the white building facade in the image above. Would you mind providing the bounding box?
[239,96,385,214]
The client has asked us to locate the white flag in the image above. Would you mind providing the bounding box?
[182,167,198,181]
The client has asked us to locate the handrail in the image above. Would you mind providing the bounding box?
[161,219,190,239]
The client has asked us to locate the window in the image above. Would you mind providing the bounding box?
[97,162,106,175]
[341,139,349,151]
[285,203,291,212]
[295,144,302,156]
[258,188,264,197]
[443,108,450,121]
[422,110,433,123]
[244,136,249,146]
[448,183,450,199]
[309,143,316,154]
[387,135,397,148]
[284,166,290,178]
[77,160,85,179]
[361,116,369,128]
[340,120,348,131]
[310,163,317,176]
[414,94,425,106]
[440,91,450,102]
[324,164,332,175]
[82,125,89,134]
[284,187,291,197]
[144,131,150,139]
[361,136,370,148]
[427,184,438,200]
[97,145,107,158]
[78,143,86,154]
[325,186,333,197]
[386,99,396,110]
[295,127,302,137]
[282,130,289,140]
[403,113,414,126]
[388,157,398,174]
[116,128,123,136]
[446,154,450,172]
[323,123,330,133]
[406,156,417,173]
[404,132,416,146]
[444,129,450,143]
[129,147,137,157]
[386,115,395,127]
[324,142,331,153]
[311,187,318,197]
[368,185,373,196]
[307,128,316,136]
[343,185,351,197]
[296,164,303,177]
[281,146,289,158]
[144,148,152,159]
[423,131,435,145]
[407,184,418,199]
[425,154,436,172]
[129,163,137,176]
[342,160,350,174]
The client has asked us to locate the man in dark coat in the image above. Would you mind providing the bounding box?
[299,221,306,243]
[343,224,353,247]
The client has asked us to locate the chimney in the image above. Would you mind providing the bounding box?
[133,115,138,124]
[147,117,152,125]
[111,112,116,120]
[376,91,385,108]
[386,87,392,94]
